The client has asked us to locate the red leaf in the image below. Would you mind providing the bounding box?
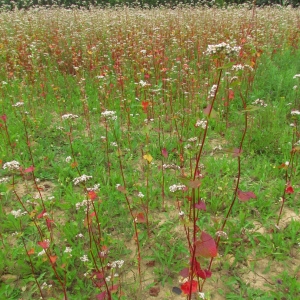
[180,280,198,295]
[285,185,294,194]
[88,191,97,200]
[142,101,149,113]
[37,209,46,219]
[0,114,7,122]
[197,269,212,279]
[96,291,106,300]
[237,190,257,202]
[195,200,206,211]
[46,219,54,230]
[27,248,35,255]
[135,212,146,223]
[233,148,243,157]
[203,105,212,116]
[37,240,49,249]
[228,89,234,100]
[195,231,217,258]
[187,180,201,189]
[90,211,96,218]
[91,270,104,279]
[179,267,189,278]
[162,147,168,158]
[24,165,35,173]
[109,285,119,293]
[50,255,57,264]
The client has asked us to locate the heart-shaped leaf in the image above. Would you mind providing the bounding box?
[237,190,257,202]
[195,231,217,258]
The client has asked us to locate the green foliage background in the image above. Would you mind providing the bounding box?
[0,0,299,10]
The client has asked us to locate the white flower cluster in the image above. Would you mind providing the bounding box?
[38,249,46,256]
[62,114,79,120]
[11,209,27,218]
[169,184,186,193]
[73,174,92,185]
[65,156,72,163]
[12,102,24,107]
[3,160,20,171]
[252,99,267,107]
[144,118,154,124]
[231,64,244,71]
[64,247,72,254]
[101,110,117,120]
[208,84,218,98]
[199,292,205,299]
[291,110,300,115]
[41,282,52,290]
[137,192,144,198]
[187,137,198,142]
[195,119,207,129]
[163,163,180,170]
[80,254,89,262]
[108,260,124,269]
[184,144,192,149]
[75,199,92,211]
[216,231,228,239]
[204,42,241,57]
[86,183,100,192]
[0,177,10,184]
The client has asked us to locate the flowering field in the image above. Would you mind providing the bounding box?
[0,5,300,300]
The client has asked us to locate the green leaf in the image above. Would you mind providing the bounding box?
[241,105,260,113]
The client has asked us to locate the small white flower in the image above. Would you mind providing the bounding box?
[169,184,186,193]
[179,211,185,216]
[64,247,72,253]
[291,110,300,115]
[80,254,89,262]
[87,184,100,192]
[216,231,228,239]
[3,160,20,171]
[109,260,124,269]
[137,192,144,198]
[101,110,117,120]
[12,102,24,107]
[10,209,27,218]
[76,233,84,238]
[65,156,72,163]
[195,119,207,129]
[73,175,92,185]
[62,114,79,120]
[252,99,267,107]
[139,80,148,87]
[38,249,46,256]
[198,292,205,299]
[293,74,300,79]
[208,84,218,98]
[188,137,198,142]
[0,177,10,184]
